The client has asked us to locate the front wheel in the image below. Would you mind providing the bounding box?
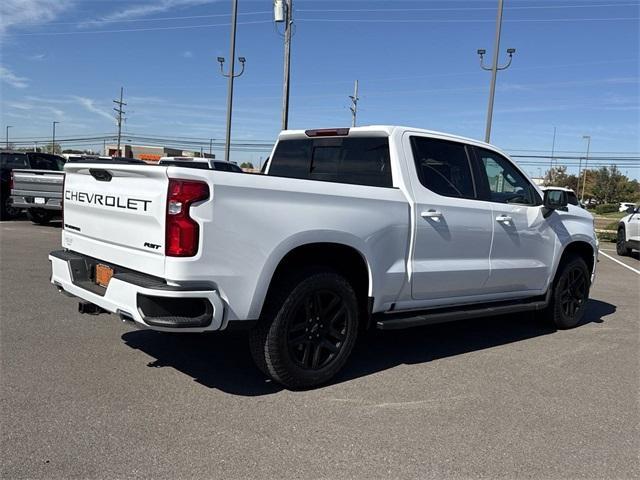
[616,227,631,256]
[540,255,591,329]
[249,269,359,389]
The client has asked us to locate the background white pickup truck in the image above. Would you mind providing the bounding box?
[50,126,598,388]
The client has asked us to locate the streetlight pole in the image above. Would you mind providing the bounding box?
[52,121,60,154]
[5,125,12,149]
[218,0,246,163]
[549,126,556,185]
[581,135,591,203]
[476,0,516,143]
[349,80,359,127]
[281,0,293,131]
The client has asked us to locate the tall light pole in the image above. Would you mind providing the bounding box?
[581,135,591,203]
[52,121,60,154]
[349,80,359,127]
[5,125,12,149]
[275,0,294,130]
[476,0,516,143]
[549,126,556,185]
[218,0,246,163]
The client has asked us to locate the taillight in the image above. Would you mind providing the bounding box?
[165,179,209,257]
[9,172,14,191]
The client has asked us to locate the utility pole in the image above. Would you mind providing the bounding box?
[218,0,246,163]
[113,87,126,157]
[52,121,59,154]
[277,0,293,131]
[349,80,359,127]
[5,125,12,149]
[581,135,591,203]
[549,126,556,185]
[476,0,516,143]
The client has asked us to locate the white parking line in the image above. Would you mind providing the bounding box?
[599,251,640,275]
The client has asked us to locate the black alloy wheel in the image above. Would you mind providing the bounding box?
[286,290,348,370]
[249,269,359,389]
[617,228,630,256]
[557,264,588,320]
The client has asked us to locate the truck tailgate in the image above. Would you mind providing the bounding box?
[12,169,64,196]
[62,163,169,277]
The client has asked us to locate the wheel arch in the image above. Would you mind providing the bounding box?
[254,240,373,327]
[557,240,596,279]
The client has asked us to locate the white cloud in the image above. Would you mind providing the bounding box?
[84,0,216,26]
[0,65,29,88]
[72,96,114,123]
[0,0,73,34]
[28,53,46,61]
[182,50,194,58]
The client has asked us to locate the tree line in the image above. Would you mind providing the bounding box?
[544,165,639,205]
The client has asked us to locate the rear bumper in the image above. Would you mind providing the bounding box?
[11,194,61,211]
[49,250,225,332]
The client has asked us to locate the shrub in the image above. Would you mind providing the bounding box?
[595,203,618,214]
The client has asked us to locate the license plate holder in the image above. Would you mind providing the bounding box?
[95,264,114,287]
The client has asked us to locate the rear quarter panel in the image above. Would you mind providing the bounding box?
[165,170,411,321]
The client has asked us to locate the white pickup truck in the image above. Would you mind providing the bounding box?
[50,126,598,388]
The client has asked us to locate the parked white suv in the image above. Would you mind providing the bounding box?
[619,202,636,213]
[50,126,598,388]
[617,207,640,255]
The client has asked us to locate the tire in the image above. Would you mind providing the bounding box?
[0,196,20,221]
[249,268,359,389]
[616,227,631,256]
[540,254,591,330]
[27,208,53,225]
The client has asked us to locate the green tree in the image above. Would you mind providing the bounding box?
[543,166,579,191]
[240,162,254,169]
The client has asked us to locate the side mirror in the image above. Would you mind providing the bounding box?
[543,189,568,211]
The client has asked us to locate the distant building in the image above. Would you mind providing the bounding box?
[106,144,214,163]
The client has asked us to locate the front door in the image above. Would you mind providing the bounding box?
[405,134,493,302]
[474,147,557,294]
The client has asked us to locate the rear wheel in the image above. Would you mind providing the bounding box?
[249,269,359,389]
[540,255,590,329]
[27,208,53,225]
[1,196,19,220]
[616,227,631,256]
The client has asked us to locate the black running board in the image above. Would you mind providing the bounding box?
[375,294,549,331]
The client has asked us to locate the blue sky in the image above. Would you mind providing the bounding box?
[0,0,638,176]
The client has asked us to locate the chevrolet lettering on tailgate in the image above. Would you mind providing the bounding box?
[64,190,151,211]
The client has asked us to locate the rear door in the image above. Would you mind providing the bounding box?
[473,147,555,294]
[404,134,493,302]
[62,163,169,276]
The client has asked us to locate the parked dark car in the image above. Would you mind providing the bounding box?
[0,151,65,220]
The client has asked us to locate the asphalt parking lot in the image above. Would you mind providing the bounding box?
[1,220,639,479]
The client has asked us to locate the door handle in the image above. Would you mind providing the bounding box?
[496,215,512,223]
[421,209,443,219]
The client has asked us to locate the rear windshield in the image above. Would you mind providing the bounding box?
[268,136,392,188]
[1,153,29,169]
[213,162,243,172]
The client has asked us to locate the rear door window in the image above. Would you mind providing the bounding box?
[268,137,392,187]
[409,136,476,199]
